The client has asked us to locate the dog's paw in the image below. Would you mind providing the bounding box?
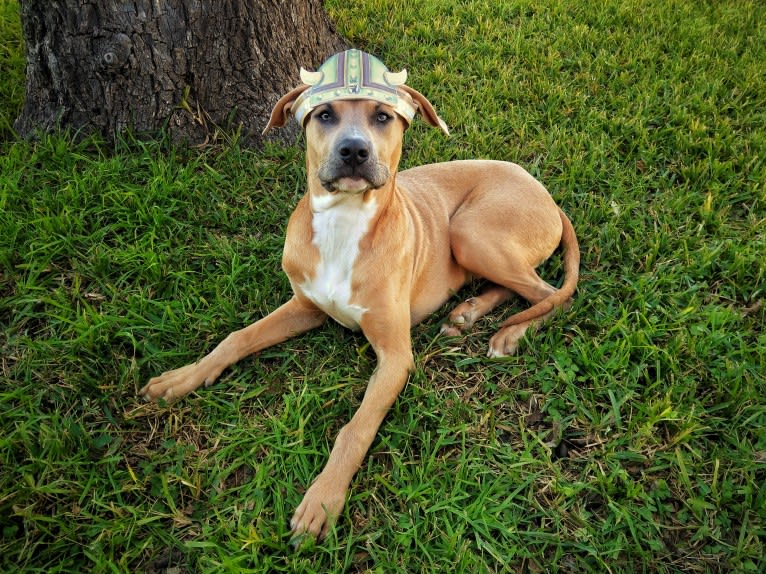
[440,297,481,336]
[140,361,221,403]
[290,476,346,542]
[439,323,462,337]
[487,324,529,357]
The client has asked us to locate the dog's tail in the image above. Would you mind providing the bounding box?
[502,207,580,326]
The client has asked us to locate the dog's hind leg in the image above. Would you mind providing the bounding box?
[448,222,562,355]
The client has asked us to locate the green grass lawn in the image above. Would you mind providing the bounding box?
[1,0,764,572]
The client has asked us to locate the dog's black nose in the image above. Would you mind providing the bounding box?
[338,137,370,166]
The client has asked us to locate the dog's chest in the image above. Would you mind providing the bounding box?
[299,195,376,330]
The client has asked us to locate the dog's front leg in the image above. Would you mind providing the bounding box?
[141,296,326,402]
[290,311,414,540]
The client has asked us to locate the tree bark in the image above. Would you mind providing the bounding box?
[14,0,346,146]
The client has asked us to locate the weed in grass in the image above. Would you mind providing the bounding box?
[2,0,765,572]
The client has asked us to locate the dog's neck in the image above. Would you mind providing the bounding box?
[301,180,395,330]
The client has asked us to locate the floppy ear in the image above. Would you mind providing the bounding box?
[398,85,450,136]
[262,84,311,135]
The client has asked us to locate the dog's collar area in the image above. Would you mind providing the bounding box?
[293,49,418,128]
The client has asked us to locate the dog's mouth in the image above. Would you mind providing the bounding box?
[319,163,390,194]
[324,175,371,194]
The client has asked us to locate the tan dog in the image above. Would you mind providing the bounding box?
[141,50,579,540]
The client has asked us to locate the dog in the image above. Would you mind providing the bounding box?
[140,49,579,540]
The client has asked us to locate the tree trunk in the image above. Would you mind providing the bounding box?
[14,0,346,146]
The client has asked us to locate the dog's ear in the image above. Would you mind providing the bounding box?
[399,85,450,136]
[262,84,311,135]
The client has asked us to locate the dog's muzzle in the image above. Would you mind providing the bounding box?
[318,135,390,192]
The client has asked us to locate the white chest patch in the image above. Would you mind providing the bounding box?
[300,192,376,330]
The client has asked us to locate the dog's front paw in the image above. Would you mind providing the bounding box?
[290,475,347,542]
[140,361,221,403]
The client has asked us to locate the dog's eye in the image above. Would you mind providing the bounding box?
[376,112,392,123]
[317,110,333,122]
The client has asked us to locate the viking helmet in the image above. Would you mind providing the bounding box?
[263,49,450,136]
[292,50,433,129]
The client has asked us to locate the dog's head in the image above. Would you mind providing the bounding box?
[263,50,448,194]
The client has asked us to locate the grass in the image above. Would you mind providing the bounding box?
[0,0,23,140]
[1,0,764,572]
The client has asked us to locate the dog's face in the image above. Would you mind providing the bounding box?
[262,69,448,196]
[305,100,406,194]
